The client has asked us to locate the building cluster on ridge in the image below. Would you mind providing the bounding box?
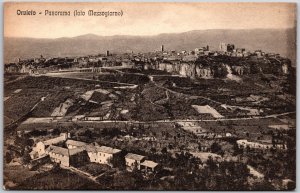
[4,42,291,78]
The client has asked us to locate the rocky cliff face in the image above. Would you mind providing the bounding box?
[195,65,213,78]
[133,54,290,80]
[156,62,220,79]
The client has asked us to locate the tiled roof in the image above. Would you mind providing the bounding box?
[85,144,121,154]
[125,153,145,161]
[43,135,66,146]
[96,146,121,154]
[85,144,97,153]
[47,145,69,156]
[47,145,85,157]
[66,140,87,147]
[141,160,158,168]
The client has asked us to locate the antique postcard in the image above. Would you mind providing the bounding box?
[3,2,296,190]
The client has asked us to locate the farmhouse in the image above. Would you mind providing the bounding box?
[86,144,122,166]
[34,133,68,157]
[46,145,69,166]
[46,145,88,167]
[29,154,51,168]
[177,121,207,135]
[125,153,146,171]
[140,160,159,172]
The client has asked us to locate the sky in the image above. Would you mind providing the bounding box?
[4,2,296,38]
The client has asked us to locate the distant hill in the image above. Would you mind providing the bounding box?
[4,28,296,65]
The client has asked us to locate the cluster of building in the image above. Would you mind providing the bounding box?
[177,120,290,152]
[177,121,234,140]
[236,139,286,150]
[219,43,250,57]
[29,133,159,173]
[5,42,291,79]
[4,51,125,75]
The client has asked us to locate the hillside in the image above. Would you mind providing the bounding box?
[4,28,296,65]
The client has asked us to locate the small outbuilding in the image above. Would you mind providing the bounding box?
[125,153,145,171]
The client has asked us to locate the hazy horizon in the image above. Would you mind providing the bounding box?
[4,27,295,39]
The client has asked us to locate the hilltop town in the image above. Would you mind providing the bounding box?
[4,43,296,190]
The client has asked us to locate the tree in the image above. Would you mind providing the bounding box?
[113,172,135,190]
[5,151,12,164]
[161,147,168,155]
[132,162,144,189]
[210,142,222,154]
[52,128,60,136]
[108,155,125,169]
[150,147,156,155]
[21,150,31,165]
[212,64,228,78]
[233,142,243,156]
[198,144,202,151]
[206,156,217,171]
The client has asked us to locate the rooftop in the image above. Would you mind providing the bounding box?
[47,145,85,157]
[141,160,158,168]
[47,145,69,157]
[85,144,97,153]
[43,135,66,146]
[85,144,121,154]
[125,153,145,161]
[96,146,121,154]
[66,139,87,147]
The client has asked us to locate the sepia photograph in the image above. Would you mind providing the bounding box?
[3,2,297,190]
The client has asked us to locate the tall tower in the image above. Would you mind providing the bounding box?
[161,45,164,52]
[219,43,227,52]
[106,50,110,56]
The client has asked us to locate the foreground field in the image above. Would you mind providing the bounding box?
[10,167,104,190]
